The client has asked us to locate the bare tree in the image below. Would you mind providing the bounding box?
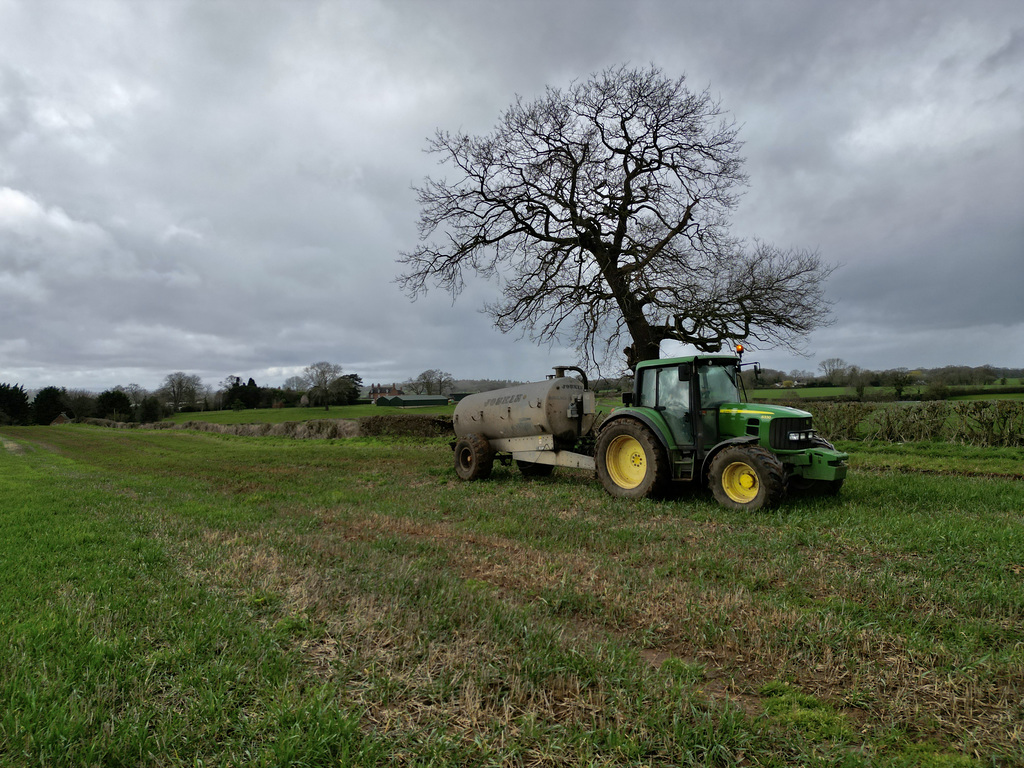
[398,64,834,370]
[162,372,202,411]
[64,389,97,419]
[818,357,849,386]
[121,383,147,411]
[408,369,455,396]
[303,361,343,410]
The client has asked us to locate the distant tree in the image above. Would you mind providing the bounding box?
[398,64,834,370]
[220,375,245,410]
[847,366,869,400]
[408,369,455,396]
[122,383,147,413]
[818,358,849,386]
[243,378,261,409]
[162,372,202,411]
[0,383,31,425]
[95,389,134,421]
[283,375,308,391]
[331,373,363,405]
[976,365,998,385]
[748,367,784,387]
[885,368,915,400]
[304,361,344,410]
[65,390,97,420]
[32,386,68,425]
[139,396,162,423]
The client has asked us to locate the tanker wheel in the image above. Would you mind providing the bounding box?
[709,446,785,511]
[595,420,669,499]
[453,433,494,481]
[517,460,554,478]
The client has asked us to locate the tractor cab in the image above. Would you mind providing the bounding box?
[631,354,741,454]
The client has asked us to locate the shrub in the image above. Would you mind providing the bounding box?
[793,400,1024,447]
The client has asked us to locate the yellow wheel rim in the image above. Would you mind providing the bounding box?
[721,461,759,504]
[606,435,647,489]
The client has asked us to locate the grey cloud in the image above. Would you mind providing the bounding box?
[0,0,1022,392]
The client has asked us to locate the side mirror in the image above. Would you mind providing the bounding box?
[621,392,633,406]
[678,363,692,379]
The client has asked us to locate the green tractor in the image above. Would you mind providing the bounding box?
[595,352,847,509]
[451,352,848,511]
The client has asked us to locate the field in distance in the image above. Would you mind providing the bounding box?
[749,380,1024,401]
[165,402,456,425]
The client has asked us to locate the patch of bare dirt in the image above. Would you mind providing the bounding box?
[2,437,24,454]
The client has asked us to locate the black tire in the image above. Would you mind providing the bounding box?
[708,446,785,511]
[517,460,554,478]
[595,420,669,499]
[453,433,494,481]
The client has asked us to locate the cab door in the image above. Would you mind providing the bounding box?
[639,365,694,448]
[696,361,742,449]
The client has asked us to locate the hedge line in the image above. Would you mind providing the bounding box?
[82,414,453,440]
[74,405,1024,448]
[781,400,1024,447]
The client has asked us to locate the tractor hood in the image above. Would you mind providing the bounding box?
[716,402,818,447]
[718,402,813,422]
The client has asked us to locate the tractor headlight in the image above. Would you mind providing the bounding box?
[788,429,816,442]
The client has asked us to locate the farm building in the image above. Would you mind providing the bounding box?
[368,383,404,402]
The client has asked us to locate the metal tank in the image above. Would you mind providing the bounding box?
[453,372,597,447]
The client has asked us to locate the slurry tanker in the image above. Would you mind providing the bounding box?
[452,352,847,510]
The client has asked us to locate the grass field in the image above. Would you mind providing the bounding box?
[750,383,1024,402]
[166,403,457,425]
[1,425,1021,766]
[948,392,1024,401]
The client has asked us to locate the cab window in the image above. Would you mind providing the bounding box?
[639,366,692,445]
[698,363,740,407]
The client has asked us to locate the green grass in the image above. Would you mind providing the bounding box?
[751,383,1024,402]
[948,392,1024,401]
[751,385,864,399]
[166,402,456,425]
[840,440,1024,477]
[2,426,1021,765]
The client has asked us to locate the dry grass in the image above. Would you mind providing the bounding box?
[171,505,1022,757]
[1,437,24,454]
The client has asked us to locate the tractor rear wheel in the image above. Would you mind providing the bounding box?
[453,433,494,481]
[709,446,785,511]
[517,460,554,478]
[595,420,669,499]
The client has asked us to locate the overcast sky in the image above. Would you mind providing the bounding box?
[1,0,1021,393]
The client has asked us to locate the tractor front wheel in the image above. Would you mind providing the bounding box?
[595,420,669,499]
[453,433,494,481]
[709,446,785,511]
